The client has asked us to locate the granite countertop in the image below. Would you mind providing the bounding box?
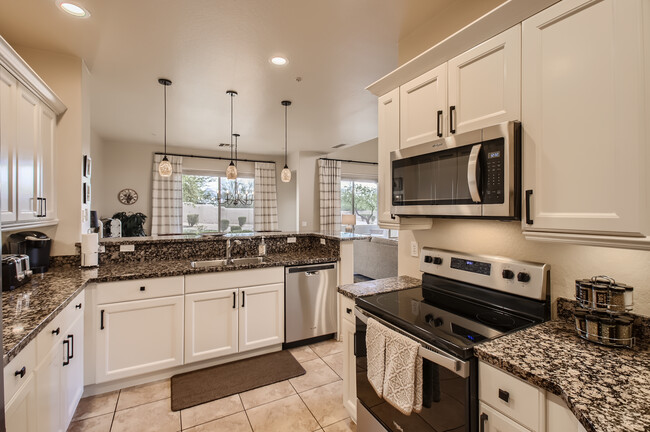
[338,275,421,299]
[2,252,337,365]
[474,320,650,432]
[89,231,370,246]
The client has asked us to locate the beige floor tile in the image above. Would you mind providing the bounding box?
[111,398,180,432]
[239,380,295,410]
[288,345,319,363]
[180,394,243,429]
[289,358,341,393]
[322,418,357,432]
[182,411,251,432]
[309,339,343,358]
[117,379,171,410]
[246,394,319,432]
[321,352,344,378]
[299,381,348,428]
[72,391,119,421]
[66,413,113,432]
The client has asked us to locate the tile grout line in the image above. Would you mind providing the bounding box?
[239,393,256,432]
[109,390,121,432]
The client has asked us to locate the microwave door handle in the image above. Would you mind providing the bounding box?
[467,144,482,203]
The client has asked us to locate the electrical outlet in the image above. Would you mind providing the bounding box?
[98,245,105,253]
[287,237,297,243]
[119,244,135,252]
[320,238,326,245]
[410,241,419,257]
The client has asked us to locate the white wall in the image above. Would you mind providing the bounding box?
[4,47,90,256]
[92,139,297,234]
[398,221,650,317]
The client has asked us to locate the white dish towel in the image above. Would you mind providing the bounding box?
[366,317,423,415]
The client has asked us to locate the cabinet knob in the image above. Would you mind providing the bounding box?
[14,367,26,378]
[75,303,82,309]
[140,286,146,291]
[346,308,352,314]
[498,388,510,403]
[52,327,60,335]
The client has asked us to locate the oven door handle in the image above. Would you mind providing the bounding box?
[354,307,470,378]
[467,143,482,203]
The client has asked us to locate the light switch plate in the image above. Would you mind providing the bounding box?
[410,241,419,257]
[98,245,105,253]
[287,237,297,243]
[119,244,135,252]
[320,239,326,245]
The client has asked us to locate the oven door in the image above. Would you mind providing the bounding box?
[355,308,478,432]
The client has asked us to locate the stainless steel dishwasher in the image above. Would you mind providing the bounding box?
[285,262,338,345]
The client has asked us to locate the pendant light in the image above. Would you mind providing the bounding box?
[157,78,173,177]
[281,100,292,183]
[225,90,238,180]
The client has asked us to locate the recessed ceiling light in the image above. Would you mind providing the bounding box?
[58,1,90,17]
[270,56,288,66]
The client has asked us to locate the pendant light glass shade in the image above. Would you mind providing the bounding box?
[158,156,173,177]
[281,100,292,183]
[281,165,291,182]
[158,78,173,177]
[226,90,238,180]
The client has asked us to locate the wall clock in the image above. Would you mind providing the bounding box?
[118,188,138,205]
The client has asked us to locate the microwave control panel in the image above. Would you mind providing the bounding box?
[482,138,505,204]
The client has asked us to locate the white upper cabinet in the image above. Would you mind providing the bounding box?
[16,84,40,222]
[377,88,432,230]
[522,0,649,239]
[400,63,447,148]
[1,66,17,223]
[448,25,521,135]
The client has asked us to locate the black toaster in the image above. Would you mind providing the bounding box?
[2,254,32,291]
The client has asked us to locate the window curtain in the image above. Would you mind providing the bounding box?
[254,162,279,231]
[151,154,183,235]
[318,159,341,233]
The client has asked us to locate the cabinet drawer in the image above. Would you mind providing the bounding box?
[36,291,84,359]
[479,402,532,432]
[96,276,184,304]
[4,340,36,404]
[479,361,543,431]
[340,294,355,324]
[185,267,283,294]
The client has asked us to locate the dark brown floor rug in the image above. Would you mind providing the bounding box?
[170,350,305,411]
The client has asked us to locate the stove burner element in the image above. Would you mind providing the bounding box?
[476,311,517,329]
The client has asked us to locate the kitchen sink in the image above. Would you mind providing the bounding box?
[190,256,266,268]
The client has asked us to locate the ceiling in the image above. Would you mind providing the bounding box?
[0,0,454,155]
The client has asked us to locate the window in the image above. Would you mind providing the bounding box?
[182,174,254,234]
[341,179,386,235]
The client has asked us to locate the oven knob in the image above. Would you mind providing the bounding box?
[433,318,443,327]
[502,269,515,279]
[517,272,531,283]
[433,257,443,265]
[424,256,433,263]
[425,314,434,324]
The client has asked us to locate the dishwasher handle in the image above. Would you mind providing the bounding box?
[305,271,319,276]
[286,263,336,273]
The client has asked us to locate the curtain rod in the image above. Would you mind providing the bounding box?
[155,152,275,165]
[318,157,378,166]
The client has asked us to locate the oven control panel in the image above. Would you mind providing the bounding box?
[420,247,550,301]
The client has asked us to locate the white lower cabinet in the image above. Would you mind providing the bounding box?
[185,289,239,363]
[479,361,586,432]
[339,294,357,422]
[5,373,37,432]
[238,284,284,352]
[95,295,184,383]
[61,312,84,427]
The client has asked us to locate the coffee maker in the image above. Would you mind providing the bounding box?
[7,231,52,273]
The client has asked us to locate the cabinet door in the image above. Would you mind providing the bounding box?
[16,83,39,222]
[479,402,531,432]
[95,296,184,383]
[341,318,357,422]
[0,66,17,223]
[522,0,648,236]
[35,342,64,432]
[238,284,284,352]
[400,63,447,148]
[5,374,37,432]
[38,104,55,220]
[61,313,84,428]
[377,89,432,230]
[448,25,521,134]
[185,289,238,364]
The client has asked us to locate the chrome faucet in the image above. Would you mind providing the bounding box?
[225,239,241,263]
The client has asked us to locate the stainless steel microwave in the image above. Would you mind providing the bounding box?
[390,121,521,219]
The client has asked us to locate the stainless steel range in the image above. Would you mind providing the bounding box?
[354,248,550,432]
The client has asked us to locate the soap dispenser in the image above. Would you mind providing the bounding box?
[258,236,266,256]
